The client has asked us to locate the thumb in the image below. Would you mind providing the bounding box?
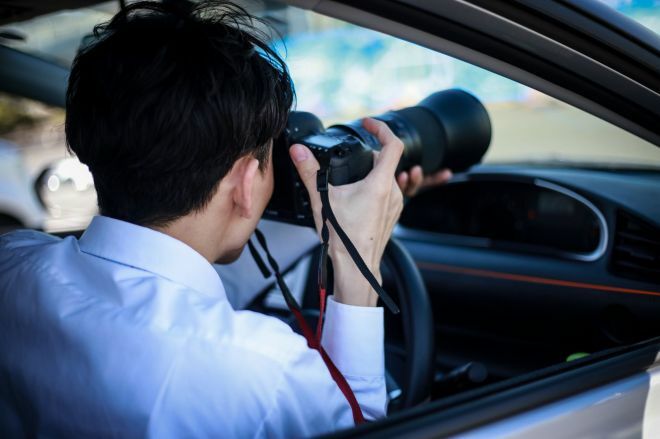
[289,144,321,195]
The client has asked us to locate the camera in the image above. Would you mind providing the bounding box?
[264,89,492,226]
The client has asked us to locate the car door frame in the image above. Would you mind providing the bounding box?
[326,337,660,437]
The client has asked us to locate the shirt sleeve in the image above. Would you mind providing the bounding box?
[321,296,387,421]
[149,297,386,438]
[258,297,387,437]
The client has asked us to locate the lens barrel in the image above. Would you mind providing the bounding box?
[332,88,491,174]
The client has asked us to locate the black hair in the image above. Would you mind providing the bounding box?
[65,0,294,226]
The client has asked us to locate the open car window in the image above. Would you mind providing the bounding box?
[275,7,659,168]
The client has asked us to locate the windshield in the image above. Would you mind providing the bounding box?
[0,0,659,171]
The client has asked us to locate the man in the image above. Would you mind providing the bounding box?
[0,1,449,437]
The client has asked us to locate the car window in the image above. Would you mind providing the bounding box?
[597,0,660,35]
[0,1,658,233]
[274,8,660,168]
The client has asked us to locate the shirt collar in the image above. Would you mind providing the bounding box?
[79,215,226,299]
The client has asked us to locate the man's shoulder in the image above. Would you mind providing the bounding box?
[0,229,61,249]
[0,229,72,270]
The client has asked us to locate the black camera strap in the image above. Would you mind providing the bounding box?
[316,167,400,315]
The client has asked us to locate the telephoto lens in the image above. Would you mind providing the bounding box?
[333,89,491,175]
[264,89,492,226]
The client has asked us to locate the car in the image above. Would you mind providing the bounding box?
[0,139,44,233]
[0,0,659,437]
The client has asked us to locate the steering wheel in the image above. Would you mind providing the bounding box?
[295,238,435,410]
[380,238,435,409]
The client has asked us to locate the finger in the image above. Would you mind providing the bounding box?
[390,178,405,226]
[289,144,321,208]
[408,166,424,195]
[397,172,409,192]
[362,118,403,179]
[441,169,454,181]
[422,168,453,187]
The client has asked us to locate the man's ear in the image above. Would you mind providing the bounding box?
[232,156,260,219]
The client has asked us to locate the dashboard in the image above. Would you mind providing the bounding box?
[400,177,605,261]
[391,164,660,378]
[396,164,660,283]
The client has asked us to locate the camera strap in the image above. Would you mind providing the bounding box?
[248,229,366,425]
[316,167,400,315]
[245,163,401,425]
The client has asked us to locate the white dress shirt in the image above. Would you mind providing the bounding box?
[0,216,386,438]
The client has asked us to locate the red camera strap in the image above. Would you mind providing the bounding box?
[249,229,365,425]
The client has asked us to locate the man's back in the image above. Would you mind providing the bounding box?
[0,217,386,437]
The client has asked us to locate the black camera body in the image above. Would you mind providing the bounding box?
[264,113,377,226]
[293,125,375,187]
[264,89,492,226]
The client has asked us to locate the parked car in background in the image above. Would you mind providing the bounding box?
[0,139,44,233]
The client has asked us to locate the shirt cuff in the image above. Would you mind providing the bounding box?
[321,296,384,377]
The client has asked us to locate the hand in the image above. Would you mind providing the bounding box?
[289,118,404,307]
[396,166,453,197]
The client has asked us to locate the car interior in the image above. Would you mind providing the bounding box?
[0,0,659,436]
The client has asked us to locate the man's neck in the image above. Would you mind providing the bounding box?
[151,210,227,263]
